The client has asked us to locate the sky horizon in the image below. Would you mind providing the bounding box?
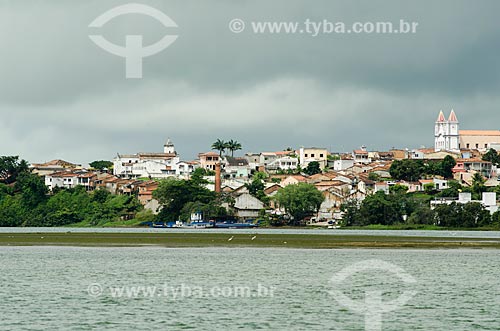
[2,0,500,164]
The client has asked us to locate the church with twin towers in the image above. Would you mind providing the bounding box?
[434,110,500,153]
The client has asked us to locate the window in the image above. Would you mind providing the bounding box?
[311,154,315,157]
[320,154,324,157]
[305,154,308,157]
[466,143,470,149]
[485,144,488,148]
[476,144,479,149]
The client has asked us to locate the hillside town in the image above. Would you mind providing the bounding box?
[19,110,500,226]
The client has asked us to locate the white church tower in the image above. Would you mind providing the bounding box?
[164,138,176,154]
[434,110,459,152]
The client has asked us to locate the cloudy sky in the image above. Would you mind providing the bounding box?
[1,0,500,164]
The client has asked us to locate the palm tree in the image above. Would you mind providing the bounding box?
[211,139,226,156]
[225,139,242,157]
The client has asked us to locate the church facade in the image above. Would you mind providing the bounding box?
[434,110,500,152]
[434,110,460,152]
[113,138,195,179]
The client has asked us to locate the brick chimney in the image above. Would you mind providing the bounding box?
[215,162,221,193]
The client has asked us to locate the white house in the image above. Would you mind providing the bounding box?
[266,156,299,172]
[45,171,97,191]
[223,157,251,179]
[352,146,372,164]
[113,139,186,179]
[431,192,498,214]
[333,159,354,171]
[299,147,328,169]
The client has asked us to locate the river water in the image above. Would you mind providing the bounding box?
[1,246,499,330]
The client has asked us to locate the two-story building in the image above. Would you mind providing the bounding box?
[113,139,183,179]
[198,152,221,171]
[299,147,328,169]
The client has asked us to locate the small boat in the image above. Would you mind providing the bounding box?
[214,221,258,229]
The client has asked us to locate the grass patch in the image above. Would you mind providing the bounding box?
[0,232,499,249]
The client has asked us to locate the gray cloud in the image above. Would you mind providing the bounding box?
[1,0,500,164]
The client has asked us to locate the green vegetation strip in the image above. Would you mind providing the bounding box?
[1,232,500,249]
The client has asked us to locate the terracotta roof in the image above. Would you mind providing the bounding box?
[459,130,500,136]
[49,171,77,178]
[353,150,368,155]
[275,151,294,156]
[436,110,446,122]
[417,148,436,154]
[138,153,176,158]
[448,110,458,122]
[287,175,307,182]
[198,152,220,157]
[315,180,346,187]
[32,159,80,168]
[456,158,491,163]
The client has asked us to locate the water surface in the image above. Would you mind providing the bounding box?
[1,247,499,330]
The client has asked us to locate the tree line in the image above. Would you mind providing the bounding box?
[0,156,142,227]
[341,179,500,229]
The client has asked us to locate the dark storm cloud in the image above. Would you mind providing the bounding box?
[1,0,500,163]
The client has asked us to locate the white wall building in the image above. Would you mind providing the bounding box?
[113,139,191,179]
[431,192,499,214]
[266,156,299,171]
[299,147,328,169]
[333,159,354,171]
[435,110,460,152]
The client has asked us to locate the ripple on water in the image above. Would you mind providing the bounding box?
[0,247,499,330]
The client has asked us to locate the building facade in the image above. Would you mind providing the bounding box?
[113,139,186,179]
[434,110,460,152]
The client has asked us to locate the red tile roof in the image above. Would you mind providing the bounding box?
[459,130,500,136]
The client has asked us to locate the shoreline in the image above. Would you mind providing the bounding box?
[1,232,500,249]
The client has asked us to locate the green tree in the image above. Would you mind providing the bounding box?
[225,139,242,157]
[14,172,48,208]
[407,204,435,225]
[389,184,409,195]
[0,195,26,227]
[340,199,361,226]
[89,160,113,171]
[190,168,213,186]
[153,178,216,222]
[389,159,424,182]
[368,172,381,181]
[471,173,486,198]
[435,180,462,198]
[274,183,325,225]
[358,191,404,226]
[434,202,490,228]
[423,183,436,195]
[245,175,270,205]
[440,155,457,179]
[304,161,321,175]
[0,156,30,184]
[482,148,500,166]
[211,139,226,156]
